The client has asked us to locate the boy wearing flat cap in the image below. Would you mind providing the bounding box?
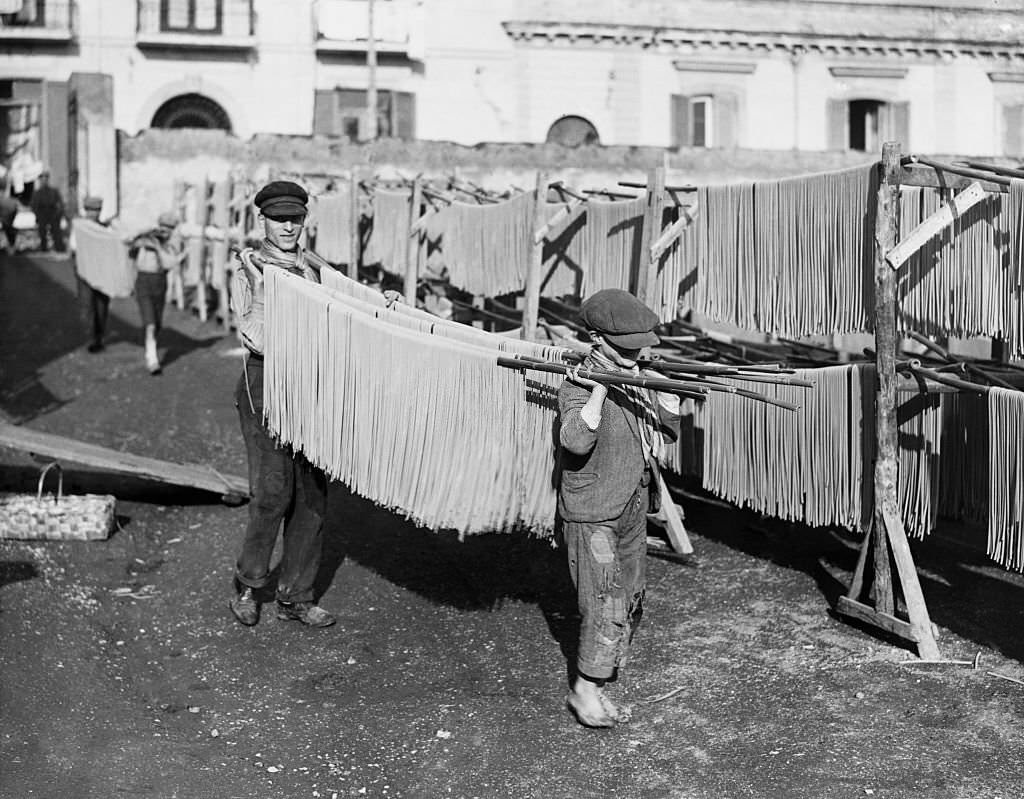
[558,288,681,728]
[128,210,185,374]
[228,180,336,630]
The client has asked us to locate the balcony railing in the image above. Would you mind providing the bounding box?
[137,0,255,48]
[316,0,419,56]
[0,0,75,41]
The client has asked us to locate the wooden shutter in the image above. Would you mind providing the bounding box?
[826,99,849,150]
[1004,104,1024,157]
[714,93,740,149]
[670,94,690,148]
[313,89,336,135]
[44,80,69,203]
[337,89,366,111]
[395,92,415,140]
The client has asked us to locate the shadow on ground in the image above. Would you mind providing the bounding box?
[0,253,221,423]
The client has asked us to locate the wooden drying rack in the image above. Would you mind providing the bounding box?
[836,143,1017,659]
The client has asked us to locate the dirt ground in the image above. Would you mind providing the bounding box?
[2,251,1024,799]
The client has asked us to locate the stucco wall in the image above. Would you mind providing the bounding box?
[118,127,881,230]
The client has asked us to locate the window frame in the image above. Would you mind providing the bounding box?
[160,0,223,35]
[690,95,714,148]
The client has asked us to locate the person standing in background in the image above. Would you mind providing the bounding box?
[30,170,65,253]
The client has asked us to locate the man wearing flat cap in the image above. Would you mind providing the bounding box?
[557,288,681,728]
[228,180,336,630]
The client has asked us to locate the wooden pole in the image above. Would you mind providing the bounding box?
[521,170,548,341]
[635,166,666,307]
[872,142,900,617]
[404,177,422,305]
[365,0,378,141]
[348,168,361,278]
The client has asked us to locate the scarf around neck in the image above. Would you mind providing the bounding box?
[585,347,666,463]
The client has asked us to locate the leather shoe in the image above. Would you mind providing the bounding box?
[275,601,336,628]
[229,586,259,626]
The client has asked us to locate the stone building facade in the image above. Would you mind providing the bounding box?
[3,0,1024,205]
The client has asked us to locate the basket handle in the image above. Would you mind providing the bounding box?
[36,461,64,505]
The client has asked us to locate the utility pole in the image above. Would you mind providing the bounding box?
[365,0,378,141]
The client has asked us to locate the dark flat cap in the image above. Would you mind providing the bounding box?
[580,288,660,349]
[254,180,308,216]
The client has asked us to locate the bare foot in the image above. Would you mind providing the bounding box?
[598,692,633,723]
[566,681,616,728]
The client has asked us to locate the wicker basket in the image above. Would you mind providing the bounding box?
[0,462,115,541]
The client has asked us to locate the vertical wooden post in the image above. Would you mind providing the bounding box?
[195,178,211,322]
[404,177,422,305]
[348,168,361,279]
[635,166,666,307]
[838,141,940,660]
[872,143,900,616]
[210,179,231,330]
[521,170,548,341]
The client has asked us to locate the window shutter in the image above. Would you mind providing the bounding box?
[1004,104,1024,157]
[337,89,366,110]
[671,94,690,148]
[395,92,416,140]
[826,99,849,150]
[714,93,740,149]
[313,89,336,136]
[888,101,910,148]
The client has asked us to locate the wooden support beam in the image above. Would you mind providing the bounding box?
[650,200,699,262]
[521,171,548,341]
[348,168,362,278]
[0,422,248,502]
[534,197,585,245]
[648,461,693,555]
[899,164,1007,194]
[194,177,210,322]
[881,507,940,659]
[836,596,920,642]
[635,166,666,307]
[885,182,986,269]
[403,177,422,305]
[871,143,901,617]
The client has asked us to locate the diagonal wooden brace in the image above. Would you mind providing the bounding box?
[650,200,700,262]
[885,181,986,269]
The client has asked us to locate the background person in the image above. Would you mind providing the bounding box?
[129,211,184,374]
[29,170,65,253]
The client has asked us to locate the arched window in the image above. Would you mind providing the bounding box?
[546,115,600,147]
[151,93,232,132]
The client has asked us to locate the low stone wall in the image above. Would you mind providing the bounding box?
[117,128,877,231]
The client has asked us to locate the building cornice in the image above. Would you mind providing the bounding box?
[501,21,1024,63]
